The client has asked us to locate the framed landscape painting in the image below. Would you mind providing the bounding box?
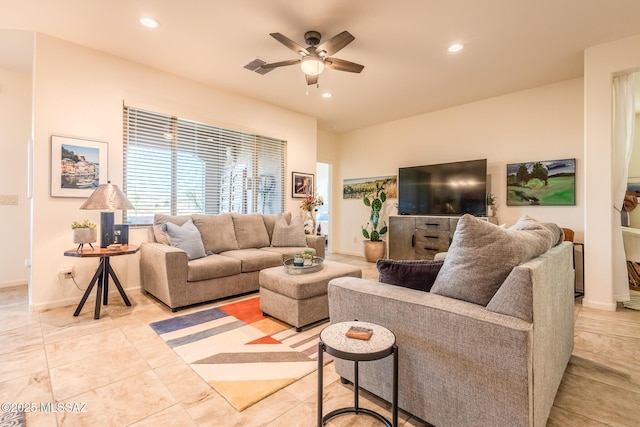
[51,135,108,198]
[506,158,575,206]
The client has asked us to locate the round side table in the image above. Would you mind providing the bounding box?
[317,321,398,427]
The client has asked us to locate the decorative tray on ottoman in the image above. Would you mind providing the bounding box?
[283,257,324,274]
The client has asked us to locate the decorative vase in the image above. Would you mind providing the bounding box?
[303,210,316,235]
[73,228,97,251]
[364,240,386,263]
[490,205,498,217]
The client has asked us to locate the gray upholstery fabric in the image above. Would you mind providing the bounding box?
[186,254,242,282]
[486,266,534,322]
[271,215,307,247]
[153,214,191,245]
[231,213,270,249]
[192,213,239,253]
[259,260,362,328]
[431,214,562,306]
[263,212,292,241]
[163,220,206,260]
[260,246,313,260]
[327,242,574,427]
[219,248,282,272]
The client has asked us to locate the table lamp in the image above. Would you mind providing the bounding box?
[79,181,134,248]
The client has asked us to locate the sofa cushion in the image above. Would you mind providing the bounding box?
[186,254,242,282]
[163,219,206,260]
[153,214,191,244]
[231,213,271,249]
[431,214,562,306]
[192,213,239,253]
[271,215,307,247]
[486,266,534,322]
[219,249,282,273]
[377,259,444,292]
[263,212,292,241]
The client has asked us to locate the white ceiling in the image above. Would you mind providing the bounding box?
[1,0,640,132]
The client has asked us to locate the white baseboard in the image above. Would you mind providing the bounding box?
[0,280,28,289]
[581,298,617,312]
[30,284,142,312]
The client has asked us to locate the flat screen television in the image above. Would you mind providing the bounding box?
[398,159,487,216]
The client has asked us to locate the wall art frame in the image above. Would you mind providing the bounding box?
[506,158,576,206]
[292,172,314,198]
[51,135,108,198]
[342,175,398,199]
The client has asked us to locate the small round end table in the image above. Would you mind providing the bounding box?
[317,320,398,427]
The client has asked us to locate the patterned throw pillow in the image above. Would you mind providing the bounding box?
[163,219,206,260]
[271,215,307,247]
[377,259,444,292]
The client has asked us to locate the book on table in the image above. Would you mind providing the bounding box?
[346,325,373,340]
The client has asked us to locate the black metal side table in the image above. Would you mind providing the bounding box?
[317,321,398,427]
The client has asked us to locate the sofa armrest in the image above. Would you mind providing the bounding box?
[306,234,325,258]
[140,242,188,309]
[328,277,533,426]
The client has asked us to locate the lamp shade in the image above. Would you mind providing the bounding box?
[300,56,325,76]
[79,181,134,211]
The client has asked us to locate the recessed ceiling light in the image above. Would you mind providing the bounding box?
[448,43,464,53]
[322,92,332,98]
[140,17,159,29]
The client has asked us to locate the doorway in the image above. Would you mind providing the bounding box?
[316,162,330,252]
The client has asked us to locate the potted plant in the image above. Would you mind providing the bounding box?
[71,219,97,251]
[487,193,498,217]
[361,180,389,262]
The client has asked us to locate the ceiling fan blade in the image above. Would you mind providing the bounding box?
[325,57,364,73]
[270,33,310,56]
[306,74,319,86]
[316,31,355,57]
[261,59,301,69]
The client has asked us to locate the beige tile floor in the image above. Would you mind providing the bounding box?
[0,253,639,426]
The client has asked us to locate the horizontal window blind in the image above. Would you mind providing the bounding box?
[123,107,285,225]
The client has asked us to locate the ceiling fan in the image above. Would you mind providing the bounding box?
[260,30,364,86]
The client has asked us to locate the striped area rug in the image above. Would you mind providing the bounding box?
[149,296,330,411]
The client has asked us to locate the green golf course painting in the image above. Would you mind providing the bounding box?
[506,158,575,206]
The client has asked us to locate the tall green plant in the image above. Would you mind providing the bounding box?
[361,180,388,241]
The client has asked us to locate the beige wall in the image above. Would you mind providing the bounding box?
[30,34,317,310]
[584,33,640,310]
[333,78,584,257]
[0,67,31,288]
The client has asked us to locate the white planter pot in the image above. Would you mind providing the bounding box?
[73,228,97,244]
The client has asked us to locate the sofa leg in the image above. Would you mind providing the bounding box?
[340,377,351,385]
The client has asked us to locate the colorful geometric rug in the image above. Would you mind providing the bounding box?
[149,296,330,411]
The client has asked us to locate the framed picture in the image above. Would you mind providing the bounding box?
[292,172,314,198]
[506,158,576,206]
[343,175,398,199]
[51,135,108,198]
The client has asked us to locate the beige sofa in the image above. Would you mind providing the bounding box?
[140,212,325,310]
[328,215,575,427]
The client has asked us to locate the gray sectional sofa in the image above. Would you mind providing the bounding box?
[328,215,575,427]
[140,212,325,310]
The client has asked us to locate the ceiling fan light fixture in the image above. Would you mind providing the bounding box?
[300,56,324,76]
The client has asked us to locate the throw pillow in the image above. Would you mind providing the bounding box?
[153,214,191,245]
[377,259,444,292]
[163,219,206,260]
[271,215,308,247]
[430,214,562,306]
[263,212,292,240]
[486,266,534,322]
[231,213,271,249]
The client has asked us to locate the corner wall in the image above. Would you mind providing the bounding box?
[0,67,31,288]
[30,34,317,311]
[334,78,584,257]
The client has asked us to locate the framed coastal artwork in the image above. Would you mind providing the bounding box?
[292,172,314,198]
[51,135,108,198]
[506,158,575,206]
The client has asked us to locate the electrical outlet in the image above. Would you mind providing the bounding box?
[60,267,74,279]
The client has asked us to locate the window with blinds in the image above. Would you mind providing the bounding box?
[123,106,285,225]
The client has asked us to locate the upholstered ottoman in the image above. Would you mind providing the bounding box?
[259,260,362,331]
